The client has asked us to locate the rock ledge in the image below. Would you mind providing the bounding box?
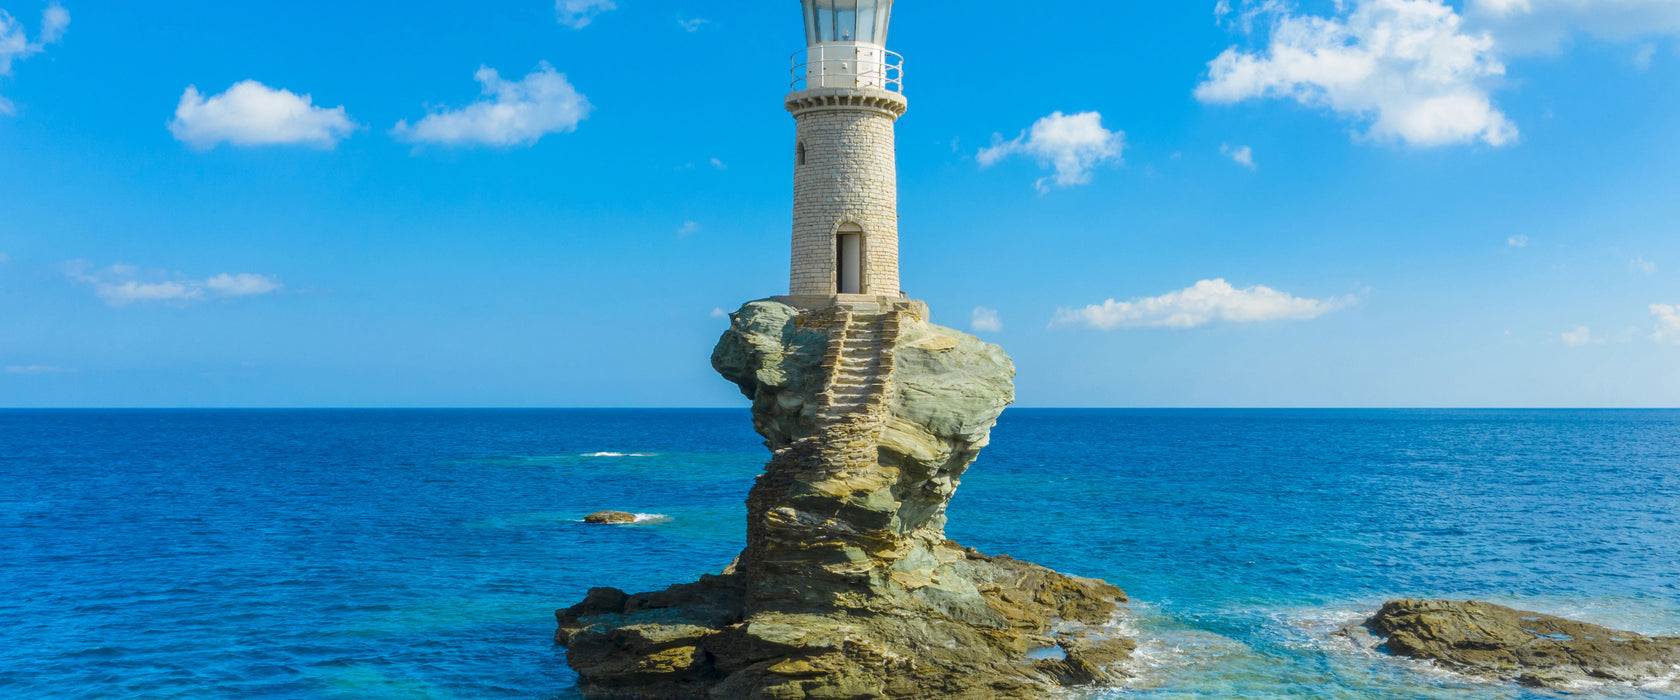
[1361,599,1680,689]
[556,300,1134,699]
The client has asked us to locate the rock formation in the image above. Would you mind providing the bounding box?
[556,299,1133,699]
[586,512,639,525]
[1360,599,1680,689]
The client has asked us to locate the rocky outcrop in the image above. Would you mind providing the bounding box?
[586,512,638,524]
[1361,599,1680,689]
[556,299,1133,699]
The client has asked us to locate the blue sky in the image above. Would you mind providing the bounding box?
[1,0,1678,408]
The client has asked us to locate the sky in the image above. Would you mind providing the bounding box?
[1,0,1678,408]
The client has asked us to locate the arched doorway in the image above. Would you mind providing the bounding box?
[836,224,863,295]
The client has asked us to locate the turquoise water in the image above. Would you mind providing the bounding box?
[2,409,1677,698]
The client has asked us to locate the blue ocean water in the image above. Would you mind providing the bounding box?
[2,409,1678,699]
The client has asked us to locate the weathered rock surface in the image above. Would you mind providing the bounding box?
[1362,599,1680,689]
[586,512,639,524]
[556,299,1133,699]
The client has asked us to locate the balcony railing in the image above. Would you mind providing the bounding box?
[791,45,904,93]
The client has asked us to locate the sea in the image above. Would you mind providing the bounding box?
[3,409,1678,699]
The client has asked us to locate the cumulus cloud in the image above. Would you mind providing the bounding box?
[1053,279,1357,330]
[677,221,701,237]
[711,307,729,319]
[710,157,727,170]
[557,0,615,29]
[972,307,1003,333]
[1507,234,1530,248]
[1652,304,1680,344]
[1197,0,1518,148]
[978,111,1124,192]
[1222,143,1257,168]
[63,261,283,307]
[1561,326,1600,347]
[0,2,70,115]
[679,17,710,32]
[1631,257,1657,275]
[169,81,357,150]
[392,63,591,148]
[1465,0,1680,54]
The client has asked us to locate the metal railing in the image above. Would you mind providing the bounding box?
[791,45,904,93]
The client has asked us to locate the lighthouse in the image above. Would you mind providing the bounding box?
[784,0,907,305]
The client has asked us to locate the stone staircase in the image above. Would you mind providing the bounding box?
[817,309,900,429]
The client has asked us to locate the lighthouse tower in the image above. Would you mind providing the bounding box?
[785,0,906,305]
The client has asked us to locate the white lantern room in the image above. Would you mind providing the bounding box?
[794,0,902,92]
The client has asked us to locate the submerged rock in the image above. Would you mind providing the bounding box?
[1362,599,1680,689]
[585,512,638,525]
[557,300,1133,698]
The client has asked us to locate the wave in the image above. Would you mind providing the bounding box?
[581,452,657,458]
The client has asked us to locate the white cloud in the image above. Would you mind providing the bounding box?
[1197,0,1518,148]
[557,0,615,29]
[63,261,283,307]
[710,157,727,170]
[711,307,729,319]
[978,111,1124,192]
[677,221,701,237]
[169,81,357,150]
[1561,325,1600,346]
[0,2,70,115]
[1507,234,1530,248]
[1633,43,1658,70]
[6,365,72,375]
[1631,257,1657,275]
[205,273,284,296]
[972,307,1003,333]
[1222,143,1257,168]
[1053,279,1357,330]
[392,63,591,148]
[1465,0,1680,55]
[1652,304,1680,344]
[679,17,710,32]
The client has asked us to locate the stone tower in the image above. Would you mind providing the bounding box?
[785,0,906,304]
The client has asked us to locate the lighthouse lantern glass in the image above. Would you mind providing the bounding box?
[803,0,892,45]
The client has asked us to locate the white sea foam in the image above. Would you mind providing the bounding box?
[580,452,656,458]
[631,513,671,524]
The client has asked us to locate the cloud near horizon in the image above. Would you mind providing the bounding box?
[0,2,70,115]
[1054,279,1357,330]
[63,262,283,307]
[972,307,1003,333]
[169,81,357,150]
[1197,0,1518,148]
[1652,304,1680,344]
[557,0,616,29]
[392,63,591,148]
[6,365,73,375]
[978,111,1123,192]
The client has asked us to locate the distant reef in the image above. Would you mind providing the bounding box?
[1354,599,1680,689]
[555,299,1134,699]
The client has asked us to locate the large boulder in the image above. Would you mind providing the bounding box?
[1362,599,1680,688]
[559,300,1133,699]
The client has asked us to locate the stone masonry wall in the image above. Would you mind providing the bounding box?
[791,106,900,297]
